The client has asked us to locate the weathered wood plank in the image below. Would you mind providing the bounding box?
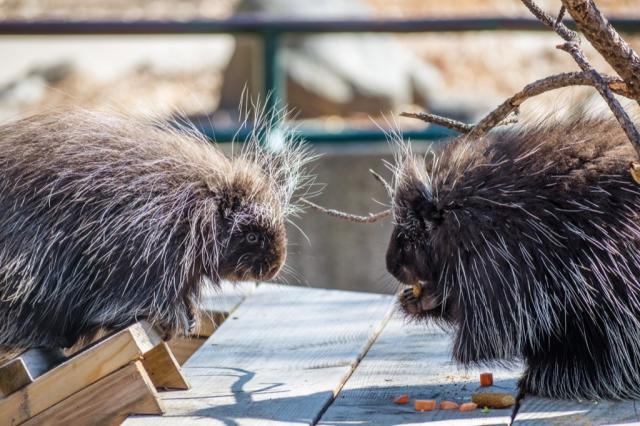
[124,283,394,425]
[514,396,640,424]
[167,337,207,366]
[0,322,162,424]
[318,312,523,426]
[23,361,163,426]
[167,280,256,364]
[142,342,189,390]
[0,348,65,397]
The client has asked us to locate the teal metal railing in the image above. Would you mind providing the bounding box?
[2,16,639,143]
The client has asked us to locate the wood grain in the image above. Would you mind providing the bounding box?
[318,312,523,425]
[0,348,64,397]
[167,280,256,365]
[514,396,640,424]
[23,361,163,426]
[167,337,207,366]
[142,342,189,391]
[124,283,394,425]
[0,322,162,424]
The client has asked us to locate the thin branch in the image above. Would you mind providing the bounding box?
[521,0,578,41]
[402,72,630,138]
[561,0,640,103]
[555,5,566,28]
[470,71,631,138]
[300,198,391,224]
[519,0,640,155]
[369,169,394,195]
[399,112,472,133]
[557,41,640,152]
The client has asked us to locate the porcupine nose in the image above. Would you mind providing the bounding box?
[386,230,419,284]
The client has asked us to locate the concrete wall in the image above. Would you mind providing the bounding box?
[278,144,398,295]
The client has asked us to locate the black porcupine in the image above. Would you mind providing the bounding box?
[0,108,313,350]
[386,116,640,400]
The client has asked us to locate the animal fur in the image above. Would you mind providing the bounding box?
[387,115,640,400]
[0,108,313,350]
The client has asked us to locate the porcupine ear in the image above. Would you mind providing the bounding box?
[394,166,443,226]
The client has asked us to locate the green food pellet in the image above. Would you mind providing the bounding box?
[481,406,491,413]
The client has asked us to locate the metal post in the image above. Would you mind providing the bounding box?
[262,31,287,148]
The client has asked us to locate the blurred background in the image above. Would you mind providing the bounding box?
[1,0,639,294]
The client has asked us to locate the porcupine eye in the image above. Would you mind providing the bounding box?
[246,232,259,244]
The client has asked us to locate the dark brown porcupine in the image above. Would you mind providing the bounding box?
[386,115,640,400]
[0,108,313,350]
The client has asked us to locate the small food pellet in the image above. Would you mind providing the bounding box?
[479,372,493,387]
[471,392,516,409]
[414,399,436,412]
[393,394,409,405]
[439,400,459,410]
[459,402,478,412]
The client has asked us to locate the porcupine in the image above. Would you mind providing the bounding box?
[386,115,640,400]
[0,108,312,351]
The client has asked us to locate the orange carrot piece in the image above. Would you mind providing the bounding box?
[393,394,409,404]
[414,399,437,411]
[439,400,459,410]
[480,372,494,387]
[459,402,478,412]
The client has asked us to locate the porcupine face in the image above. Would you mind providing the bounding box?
[386,166,456,324]
[386,138,532,365]
[216,209,286,282]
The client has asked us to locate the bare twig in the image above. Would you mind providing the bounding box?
[557,41,640,152]
[521,0,578,41]
[561,0,640,103]
[555,5,567,28]
[471,71,631,138]
[369,169,394,195]
[300,198,391,224]
[402,72,630,138]
[399,112,472,133]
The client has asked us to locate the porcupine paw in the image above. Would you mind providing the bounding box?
[187,312,197,335]
[152,321,177,341]
[399,286,424,316]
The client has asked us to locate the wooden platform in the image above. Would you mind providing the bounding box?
[4,282,636,425]
[120,283,640,426]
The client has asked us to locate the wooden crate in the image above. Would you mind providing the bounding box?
[0,321,188,425]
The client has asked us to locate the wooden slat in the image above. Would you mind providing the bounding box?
[198,280,257,321]
[318,312,523,426]
[142,342,189,390]
[514,396,640,424]
[167,337,207,366]
[0,348,64,397]
[23,361,163,426]
[0,358,30,398]
[124,283,394,425]
[0,322,162,424]
[167,280,256,365]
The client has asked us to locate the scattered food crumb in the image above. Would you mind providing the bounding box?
[481,406,491,413]
[459,402,478,412]
[479,372,493,387]
[439,400,459,410]
[393,394,409,405]
[414,399,436,412]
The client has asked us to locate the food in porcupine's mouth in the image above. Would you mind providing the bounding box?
[411,282,422,298]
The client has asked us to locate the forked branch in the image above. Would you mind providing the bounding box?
[402,0,640,157]
[403,71,631,138]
